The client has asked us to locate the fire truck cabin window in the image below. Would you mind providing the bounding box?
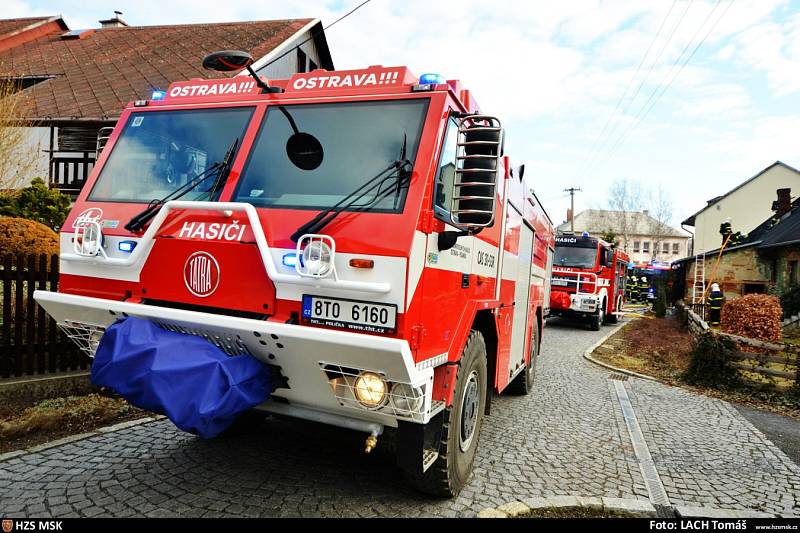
[235,99,429,212]
[434,118,459,216]
[88,107,254,202]
[554,246,597,269]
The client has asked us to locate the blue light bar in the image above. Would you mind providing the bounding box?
[151,90,166,101]
[282,253,298,267]
[118,240,137,253]
[582,231,590,237]
[418,73,446,85]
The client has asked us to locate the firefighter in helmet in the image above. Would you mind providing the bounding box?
[628,274,639,302]
[707,283,724,326]
[638,276,649,303]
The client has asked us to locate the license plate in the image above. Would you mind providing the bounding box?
[552,279,569,286]
[302,295,397,334]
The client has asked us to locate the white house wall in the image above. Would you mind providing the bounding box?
[693,165,800,254]
[255,30,324,81]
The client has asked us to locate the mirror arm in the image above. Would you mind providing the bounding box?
[246,65,283,93]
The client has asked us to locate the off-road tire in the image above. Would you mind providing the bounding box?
[589,307,602,331]
[508,321,539,395]
[404,330,488,497]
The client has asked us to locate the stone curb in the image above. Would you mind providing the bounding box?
[0,415,166,463]
[477,496,657,518]
[582,319,661,382]
[477,497,782,519]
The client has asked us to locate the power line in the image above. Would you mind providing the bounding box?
[597,0,735,168]
[258,0,373,72]
[576,0,680,179]
[578,0,694,182]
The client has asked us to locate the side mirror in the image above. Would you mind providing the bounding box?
[202,50,254,72]
[449,115,503,230]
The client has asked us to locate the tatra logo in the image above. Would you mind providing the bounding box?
[72,207,103,229]
[183,252,220,298]
[179,221,247,241]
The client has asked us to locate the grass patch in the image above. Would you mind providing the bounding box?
[593,317,800,419]
[0,393,147,453]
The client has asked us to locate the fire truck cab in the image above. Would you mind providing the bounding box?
[33,51,554,497]
[548,233,629,330]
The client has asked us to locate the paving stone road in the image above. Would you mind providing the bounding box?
[1,318,798,517]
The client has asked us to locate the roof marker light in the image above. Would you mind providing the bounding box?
[582,231,590,237]
[151,90,166,101]
[418,73,446,85]
[118,240,137,253]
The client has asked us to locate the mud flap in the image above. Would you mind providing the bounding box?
[92,317,273,439]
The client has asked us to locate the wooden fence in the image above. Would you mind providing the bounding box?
[0,253,85,378]
[686,308,799,388]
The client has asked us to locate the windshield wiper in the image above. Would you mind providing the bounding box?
[124,138,239,233]
[290,159,412,242]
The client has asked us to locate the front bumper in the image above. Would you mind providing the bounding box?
[567,293,599,313]
[34,290,441,428]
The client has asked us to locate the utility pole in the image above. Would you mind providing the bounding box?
[564,187,582,233]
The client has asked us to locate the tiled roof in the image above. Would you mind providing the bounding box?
[0,17,55,38]
[557,209,688,238]
[0,17,316,121]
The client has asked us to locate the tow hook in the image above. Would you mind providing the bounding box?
[364,428,381,454]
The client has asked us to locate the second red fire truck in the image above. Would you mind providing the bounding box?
[33,51,555,496]
[548,233,629,330]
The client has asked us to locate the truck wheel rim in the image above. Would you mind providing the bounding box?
[460,371,480,452]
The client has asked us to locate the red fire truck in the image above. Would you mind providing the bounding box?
[548,233,629,330]
[34,51,554,496]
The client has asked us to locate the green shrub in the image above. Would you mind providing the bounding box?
[0,178,71,230]
[683,332,740,388]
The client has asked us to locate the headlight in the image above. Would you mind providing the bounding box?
[353,371,388,409]
[299,238,333,277]
[389,383,424,415]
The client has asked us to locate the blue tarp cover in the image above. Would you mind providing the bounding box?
[92,317,272,438]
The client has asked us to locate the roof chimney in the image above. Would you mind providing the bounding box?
[642,209,649,216]
[99,11,128,28]
[773,188,792,217]
[567,208,573,222]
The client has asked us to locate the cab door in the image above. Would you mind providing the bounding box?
[508,213,535,380]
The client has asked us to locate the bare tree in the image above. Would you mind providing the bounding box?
[646,184,674,261]
[0,78,39,190]
[600,178,646,253]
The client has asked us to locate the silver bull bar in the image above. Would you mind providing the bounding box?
[34,291,442,428]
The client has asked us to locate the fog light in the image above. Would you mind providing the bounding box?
[353,371,387,409]
[296,235,335,278]
[389,383,424,415]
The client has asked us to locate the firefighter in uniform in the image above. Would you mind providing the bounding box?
[629,274,639,303]
[707,283,724,326]
[638,276,649,303]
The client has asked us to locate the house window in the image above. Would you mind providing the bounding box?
[662,242,669,254]
[672,243,679,255]
[297,48,308,73]
[643,241,650,253]
[309,59,318,71]
[743,283,766,295]
[633,241,640,252]
[789,260,799,287]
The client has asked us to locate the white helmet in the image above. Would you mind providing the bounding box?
[641,276,647,282]
[711,283,720,291]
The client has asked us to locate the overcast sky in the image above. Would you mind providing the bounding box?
[9,0,800,229]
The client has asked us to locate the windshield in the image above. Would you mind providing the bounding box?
[554,246,598,269]
[89,107,254,202]
[234,99,429,212]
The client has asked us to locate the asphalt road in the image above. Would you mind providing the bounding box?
[735,404,800,466]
